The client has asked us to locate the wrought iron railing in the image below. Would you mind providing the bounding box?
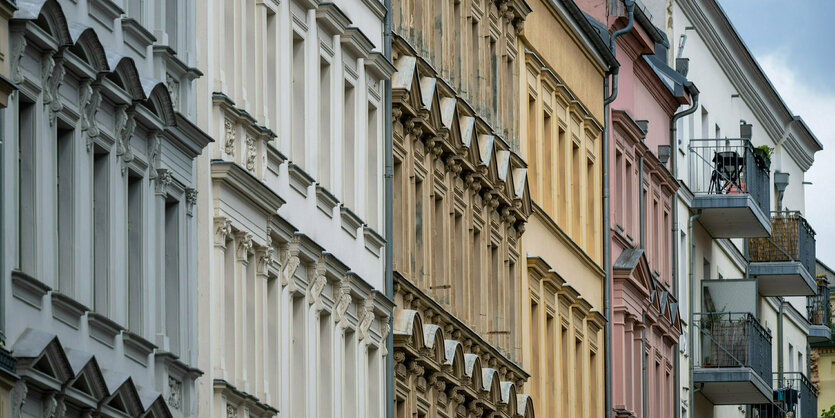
[749,211,816,275]
[753,372,818,418]
[695,312,772,385]
[808,278,831,328]
[689,138,770,213]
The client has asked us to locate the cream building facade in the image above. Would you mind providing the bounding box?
[388,0,537,416]
[193,0,395,417]
[1,0,211,416]
[515,0,616,416]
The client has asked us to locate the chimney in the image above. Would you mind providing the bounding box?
[740,121,752,139]
[676,57,690,77]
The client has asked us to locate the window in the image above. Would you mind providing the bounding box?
[223,0,235,91]
[127,174,143,331]
[433,196,446,302]
[366,103,378,228]
[319,59,332,188]
[342,82,355,207]
[572,141,582,238]
[414,177,424,286]
[57,125,74,295]
[266,10,277,128]
[18,99,36,274]
[715,124,721,139]
[292,35,306,166]
[471,228,482,326]
[367,347,380,416]
[530,300,540,403]
[267,275,279,402]
[93,149,110,314]
[558,127,567,223]
[526,96,537,197]
[590,351,599,416]
[128,0,144,24]
[490,244,500,343]
[561,326,569,416]
[319,313,333,415]
[700,106,709,139]
[470,19,479,102]
[453,212,464,314]
[291,296,307,416]
[432,0,443,69]
[393,160,404,271]
[164,199,181,355]
[343,329,356,415]
[165,0,179,50]
[543,112,553,214]
[546,313,557,417]
[587,156,595,250]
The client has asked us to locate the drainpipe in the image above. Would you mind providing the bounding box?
[604,2,635,418]
[778,297,784,383]
[639,156,644,249]
[642,312,648,418]
[687,210,701,418]
[670,86,698,418]
[383,0,394,417]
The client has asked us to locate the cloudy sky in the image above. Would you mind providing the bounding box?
[716,0,835,268]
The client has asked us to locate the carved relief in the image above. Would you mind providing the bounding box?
[10,32,26,84]
[155,169,173,196]
[166,73,180,112]
[185,187,198,214]
[42,54,66,126]
[116,105,137,167]
[358,297,375,341]
[334,281,352,325]
[149,133,163,179]
[226,404,238,418]
[235,232,253,261]
[214,217,233,247]
[309,258,328,310]
[80,80,102,148]
[246,135,256,171]
[224,119,236,156]
[167,377,183,410]
[280,238,301,290]
[10,380,26,418]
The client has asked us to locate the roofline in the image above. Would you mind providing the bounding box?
[550,0,619,71]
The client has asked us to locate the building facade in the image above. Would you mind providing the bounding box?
[389,0,537,416]
[515,0,616,416]
[2,0,211,416]
[658,1,823,417]
[193,0,395,417]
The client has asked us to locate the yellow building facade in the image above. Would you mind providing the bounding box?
[516,0,617,416]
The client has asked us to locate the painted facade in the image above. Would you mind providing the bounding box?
[193,0,395,417]
[389,0,537,416]
[1,0,211,416]
[515,0,616,416]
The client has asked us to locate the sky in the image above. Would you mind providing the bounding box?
[716,0,835,268]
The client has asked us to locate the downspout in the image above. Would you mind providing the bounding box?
[642,313,648,418]
[604,2,635,417]
[778,297,784,382]
[687,210,701,418]
[384,0,394,417]
[639,157,644,248]
[670,87,699,418]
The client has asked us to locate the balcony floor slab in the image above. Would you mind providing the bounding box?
[809,325,832,344]
[750,261,816,296]
[692,194,771,238]
[694,367,772,405]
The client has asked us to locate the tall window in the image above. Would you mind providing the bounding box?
[127,173,143,331]
[470,20,479,103]
[93,149,110,313]
[367,347,381,416]
[165,0,178,50]
[164,199,181,355]
[453,212,464,314]
[57,125,74,294]
[343,329,357,415]
[546,313,556,417]
[560,326,569,416]
[572,142,582,238]
[542,112,553,214]
[292,35,306,166]
[266,10,277,128]
[18,100,36,274]
[291,296,306,416]
[127,0,144,23]
[393,160,404,271]
[530,299,540,402]
[490,244,499,343]
[319,313,333,415]
[432,196,445,303]
[366,103,379,228]
[342,82,356,207]
[558,127,567,223]
[471,228,482,327]
[319,59,332,188]
[526,96,537,197]
[414,177,424,286]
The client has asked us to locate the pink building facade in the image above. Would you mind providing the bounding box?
[578,2,694,417]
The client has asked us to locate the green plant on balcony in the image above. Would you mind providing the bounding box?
[821,404,835,418]
[753,145,773,170]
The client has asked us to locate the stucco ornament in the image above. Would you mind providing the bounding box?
[309,258,327,310]
[224,119,236,156]
[358,297,375,340]
[236,232,253,260]
[166,73,179,112]
[42,54,66,126]
[115,105,137,167]
[155,169,173,196]
[80,80,102,148]
[280,238,301,291]
[246,135,257,170]
[334,281,352,325]
[226,404,238,418]
[168,377,183,410]
[149,133,163,179]
[11,380,27,418]
[185,187,198,214]
[214,217,233,246]
[42,392,65,418]
[10,32,26,84]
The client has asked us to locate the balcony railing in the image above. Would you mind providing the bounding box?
[754,372,818,418]
[749,211,816,275]
[695,312,772,383]
[689,138,770,212]
[809,278,831,328]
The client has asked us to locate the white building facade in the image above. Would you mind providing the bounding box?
[1,0,210,416]
[193,0,395,416]
[645,0,824,417]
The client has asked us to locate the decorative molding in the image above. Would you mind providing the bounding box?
[51,292,89,329]
[88,0,124,30]
[315,185,339,217]
[10,31,26,84]
[245,135,256,170]
[155,168,173,196]
[123,331,156,367]
[362,226,385,257]
[334,281,352,325]
[11,270,50,310]
[224,119,236,156]
[185,187,198,215]
[214,217,233,247]
[167,377,183,411]
[340,205,363,238]
[121,17,156,57]
[287,163,314,197]
[80,80,102,148]
[87,312,124,348]
[115,105,136,169]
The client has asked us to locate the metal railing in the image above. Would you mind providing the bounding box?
[753,372,818,418]
[808,278,831,328]
[689,138,770,213]
[695,312,772,384]
[749,211,816,275]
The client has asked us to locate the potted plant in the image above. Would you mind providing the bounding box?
[753,145,773,170]
[703,356,713,368]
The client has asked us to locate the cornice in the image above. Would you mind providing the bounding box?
[211,160,285,214]
[530,203,605,277]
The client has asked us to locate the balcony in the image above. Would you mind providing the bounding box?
[694,312,773,405]
[808,278,832,343]
[689,138,771,238]
[753,372,818,418]
[748,212,817,296]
